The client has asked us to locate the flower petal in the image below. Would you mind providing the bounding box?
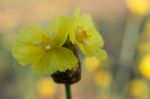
[12,25,45,65]
[86,29,104,48]
[78,42,107,60]
[69,8,101,45]
[12,45,44,65]
[47,16,71,47]
[69,9,106,60]
[77,28,106,60]
[15,25,46,44]
[32,47,78,74]
[79,13,94,30]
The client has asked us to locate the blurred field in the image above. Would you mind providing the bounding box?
[0,0,150,99]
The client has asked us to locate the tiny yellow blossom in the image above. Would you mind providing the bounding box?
[12,16,78,74]
[69,8,107,60]
[139,55,150,79]
[126,0,150,16]
[94,71,112,88]
[37,78,57,97]
[128,79,149,97]
[83,56,100,72]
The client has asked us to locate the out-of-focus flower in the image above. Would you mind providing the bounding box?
[12,16,78,74]
[83,56,100,72]
[37,78,57,97]
[94,71,112,88]
[69,8,107,60]
[128,79,149,97]
[138,55,150,79]
[126,0,150,16]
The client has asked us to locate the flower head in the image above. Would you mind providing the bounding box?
[69,8,107,60]
[138,55,150,79]
[128,79,149,97]
[37,78,57,97]
[83,56,100,72]
[126,0,150,16]
[94,71,112,88]
[12,16,78,74]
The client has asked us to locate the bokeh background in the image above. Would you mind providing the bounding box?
[0,0,150,99]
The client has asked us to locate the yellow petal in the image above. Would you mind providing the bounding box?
[32,47,78,74]
[47,16,71,47]
[86,29,104,48]
[76,29,106,60]
[70,8,104,47]
[69,9,106,60]
[13,44,44,65]
[70,9,95,44]
[16,25,46,44]
[12,25,45,65]
[79,43,107,60]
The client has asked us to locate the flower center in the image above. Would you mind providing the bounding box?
[34,35,55,51]
[45,44,51,50]
[76,27,88,45]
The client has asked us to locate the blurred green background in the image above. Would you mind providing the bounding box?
[0,0,150,99]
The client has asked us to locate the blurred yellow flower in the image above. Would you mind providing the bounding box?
[128,79,149,97]
[83,56,100,72]
[126,0,150,16]
[37,78,57,97]
[139,55,150,79]
[94,71,112,88]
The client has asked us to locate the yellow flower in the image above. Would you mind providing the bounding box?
[37,78,57,97]
[94,71,112,88]
[69,8,107,60]
[128,79,149,97]
[12,16,78,74]
[83,56,100,72]
[126,0,150,16]
[138,55,150,79]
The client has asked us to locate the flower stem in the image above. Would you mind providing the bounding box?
[112,16,142,98]
[65,84,72,99]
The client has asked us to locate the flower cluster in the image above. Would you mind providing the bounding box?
[12,9,107,75]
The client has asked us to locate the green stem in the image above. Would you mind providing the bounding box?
[65,84,72,99]
[112,16,142,98]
